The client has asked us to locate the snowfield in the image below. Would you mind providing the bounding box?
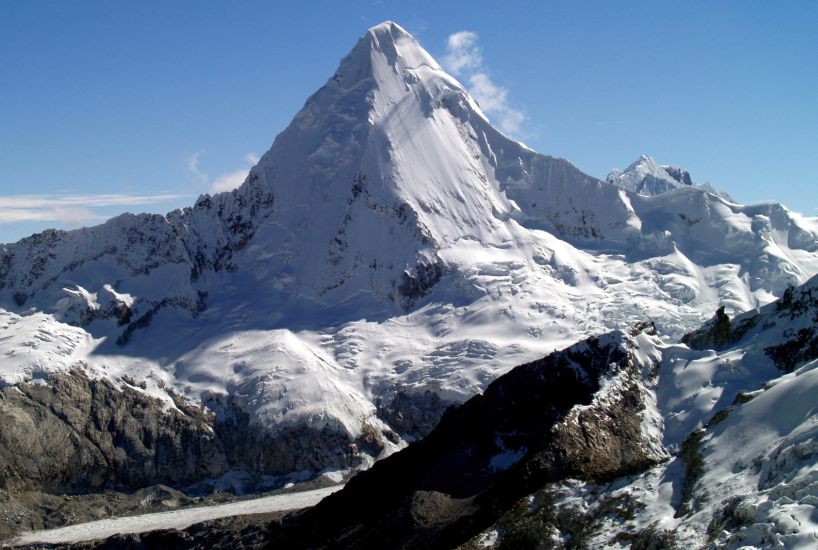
[6,485,342,546]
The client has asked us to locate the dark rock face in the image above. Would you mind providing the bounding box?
[683,280,818,372]
[765,326,818,372]
[664,166,693,187]
[0,370,382,537]
[682,306,758,350]
[0,370,225,494]
[0,371,380,495]
[265,327,663,549]
[376,390,452,439]
[204,397,378,475]
[764,284,818,372]
[398,259,443,309]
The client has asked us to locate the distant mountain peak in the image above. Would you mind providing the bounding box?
[607,155,730,199]
[606,154,688,196]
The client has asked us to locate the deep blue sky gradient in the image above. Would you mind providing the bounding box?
[1,1,816,242]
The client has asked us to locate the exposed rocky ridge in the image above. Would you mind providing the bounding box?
[0,181,274,311]
[264,325,664,549]
[681,305,758,350]
[463,275,818,548]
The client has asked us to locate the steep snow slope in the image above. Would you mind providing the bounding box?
[1,22,818,481]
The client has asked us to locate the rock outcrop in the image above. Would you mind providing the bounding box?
[0,369,386,537]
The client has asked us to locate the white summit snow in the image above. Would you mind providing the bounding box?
[1,22,818,475]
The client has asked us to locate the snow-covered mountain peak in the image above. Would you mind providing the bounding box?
[607,154,692,196]
[328,21,444,101]
[364,20,430,61]
[606,155,734,201]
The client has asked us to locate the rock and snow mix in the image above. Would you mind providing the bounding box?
[529,276,818,549]
[1,22,818,487]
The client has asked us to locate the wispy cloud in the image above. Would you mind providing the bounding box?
[0,194,187,209]
[442,31,525,137]
[0,148,262,236]
[0,194,186,225]
[187,152,259,194]
[442,31,482,74]
[188,150,209,183]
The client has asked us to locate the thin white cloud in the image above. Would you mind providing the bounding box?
[1,151,262,229]
[0,194,186,209]
[51,206,103,226]
[188,150,209,183]
[0,193,185,225]
[442,31,482,75]
[189,151,259,194]
[0,208,58,223]
[442,30,526,137]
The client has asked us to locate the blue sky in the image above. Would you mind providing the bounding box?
[1,1,816,243]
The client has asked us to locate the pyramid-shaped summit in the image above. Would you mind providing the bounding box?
[238,20,625,311]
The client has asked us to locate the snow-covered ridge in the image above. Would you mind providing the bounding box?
[1,21,818,483]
